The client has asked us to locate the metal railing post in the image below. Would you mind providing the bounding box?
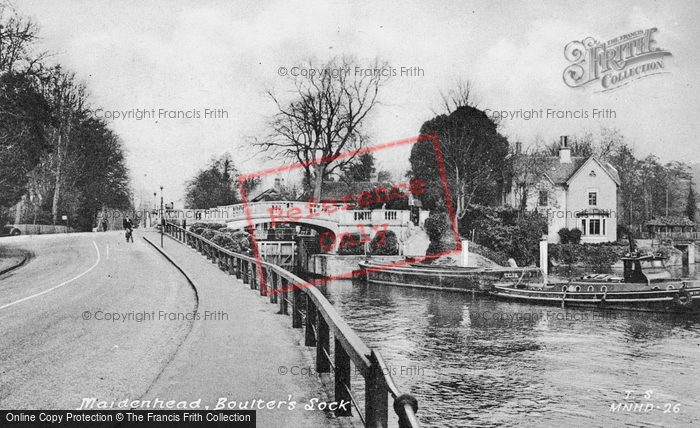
[305,295,316,347]
[251,263,257,290]
[269,270,277,304]
[365,366,389,428]
[292,286,303,328]
[259,264,265,296]
[334,338,352,416]
[280,277,288,315]
[316,313,330,373]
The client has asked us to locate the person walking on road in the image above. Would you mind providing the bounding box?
[123,216,134,243]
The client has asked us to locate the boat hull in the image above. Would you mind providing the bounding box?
[358,260,541,293]
[490,284,700,313]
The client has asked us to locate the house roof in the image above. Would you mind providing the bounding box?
[541,156,587,184]
[526,155,621,186]
[644,216,695,227]
[250,188,285,202]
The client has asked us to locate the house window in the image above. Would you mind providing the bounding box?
[589,219,601,235]
[581,219,586,235]
[588,191,597,206]
[538,190,548,206]
[602,219,606,235]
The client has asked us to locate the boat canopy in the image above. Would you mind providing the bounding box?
[621,253,673,285]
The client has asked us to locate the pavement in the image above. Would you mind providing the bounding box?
[139,231,337,427]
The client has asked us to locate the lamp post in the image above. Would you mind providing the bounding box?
[160,186,164,248]
[153,192,157,227]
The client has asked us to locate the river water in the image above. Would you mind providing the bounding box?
[320,266,700,427]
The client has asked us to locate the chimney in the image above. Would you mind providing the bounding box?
[515,141,522,154]
[274,178,281,190]
[370,172,378,183]
[559,135,571,164]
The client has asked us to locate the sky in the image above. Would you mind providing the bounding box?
[12,0,700,208]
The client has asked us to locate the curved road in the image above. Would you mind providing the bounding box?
[0,231,196,410]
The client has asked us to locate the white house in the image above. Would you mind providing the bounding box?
[508,136,620,243]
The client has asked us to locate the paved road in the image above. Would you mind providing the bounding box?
[0,231,195,410]
[0,231,343,427]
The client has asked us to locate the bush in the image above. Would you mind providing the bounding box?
[370,230,398,255]
[211,232,234,249]
[568,228,582,244]
[424,212,457,256]
[207,223,227,230]
[337,233,365,255]
[460,205,547,266]
[200,229,217,240]
[558,228,570,244]
[189,222,208,232]
[468,241,510,266]
[549,243,627,267]
[193,227,205,235]
[230,231,251,252]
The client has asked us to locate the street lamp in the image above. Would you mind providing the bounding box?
[160,186,164,248]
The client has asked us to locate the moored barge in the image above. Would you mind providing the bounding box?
[490,253,700,313]
[358,259,541,293]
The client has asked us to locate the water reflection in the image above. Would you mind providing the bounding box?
[322,274,700,427]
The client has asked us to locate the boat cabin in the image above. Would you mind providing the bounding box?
[622,253,673,285]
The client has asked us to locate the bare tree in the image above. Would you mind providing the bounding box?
[254,56,387,199]
[0,2,45,74]
[36,66,88,223]
[433,78,480,115]
[509,136,556,214]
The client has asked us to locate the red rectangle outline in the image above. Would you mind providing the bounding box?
[237,133,461,295]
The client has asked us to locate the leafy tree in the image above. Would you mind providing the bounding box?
[410,105,510,220]
[241,177,261,197]
[70,118,132,230]
[184,153,240,209]
[254,56,388,199]
[339,152,392,184]
[342,152,375,182]
[0,71,51,209]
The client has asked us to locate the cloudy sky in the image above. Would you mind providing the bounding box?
[13,0,700,207]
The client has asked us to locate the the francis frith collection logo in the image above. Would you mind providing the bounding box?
[563,28,673,92]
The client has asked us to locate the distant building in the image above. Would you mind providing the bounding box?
[249,178,288,202]
[507,136,620,243]
[644,216,695,237]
